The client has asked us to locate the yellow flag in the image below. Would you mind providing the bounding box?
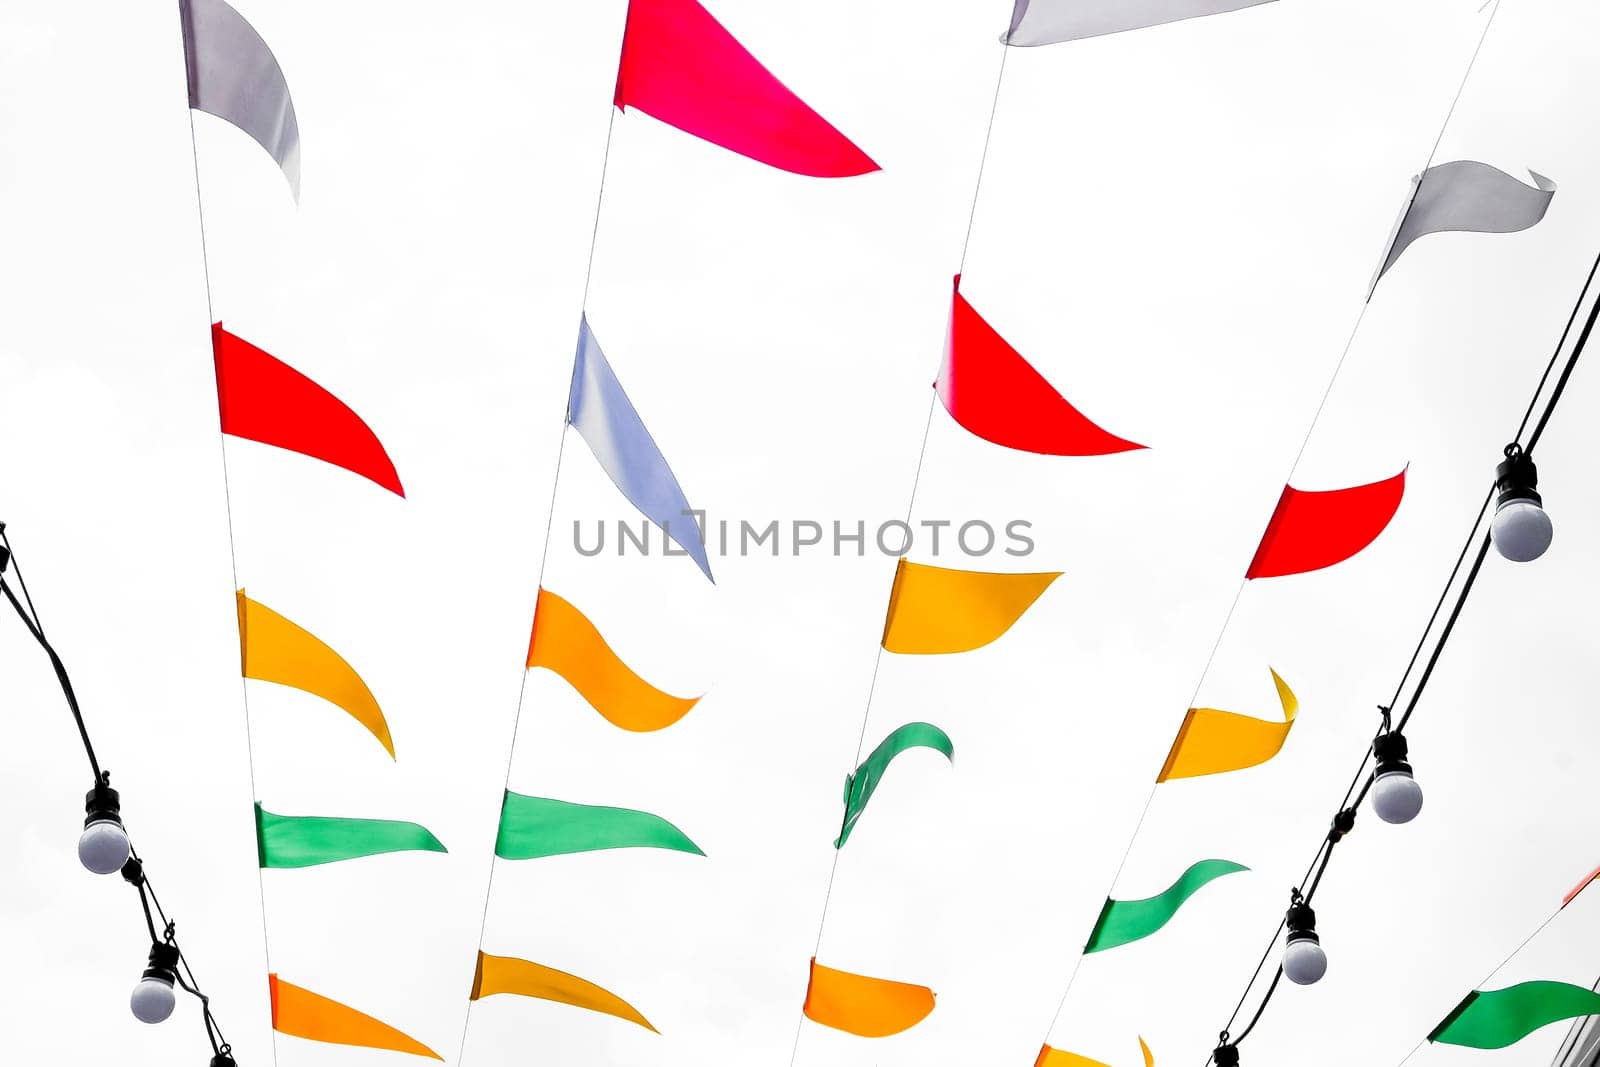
[525,588,699,732]
[237,591,393,758]
[802,957,935,1037]
[471,952,656,1033]
[1157,669,1297,783]
[270,974,439,1059]
[881,560,1061,654]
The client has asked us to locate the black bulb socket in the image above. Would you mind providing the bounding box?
[144,941,180,982]
[1496,448,1542,509]
[1286,901,1319,940]
[210,1053,237,1067]
[84,779,124,831]
[1214,1044,1240,1067]
[1373,731,1413,777]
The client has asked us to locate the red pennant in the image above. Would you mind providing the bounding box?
[613,0,879,178]
[212,324,404,497]
[936,277,1144,456]
[1246,469,1406,579]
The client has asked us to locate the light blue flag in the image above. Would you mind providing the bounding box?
[568,318,713,581]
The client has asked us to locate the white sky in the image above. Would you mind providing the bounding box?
[4,1,1600,1065]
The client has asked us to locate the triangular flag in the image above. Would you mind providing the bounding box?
[1036,1039,1154,1067]
[471,952,657,1033]
[938,277,1144,455]
[179,0,300,198]
[255,804,445,868]
[526,587,700,732]
[836,722,954,848]
[1375,161,1555,284]
[1429,982,1600,1049]
[1085,859,1248,953]
[568,318,710,579]
[495,792,704,860]
[881,559,1060,654]
[802,958,935,1037]
[237,590,394,757]
[1005,0,1277,46]
[1246,469,1405,580]
[269,974,440,1059]
[1157,669,1298,782]
[213,324,404,496]
[614,0,878,177]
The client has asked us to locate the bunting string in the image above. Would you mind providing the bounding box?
[1206,239,1600,1064]
[1031,0,1520,1052]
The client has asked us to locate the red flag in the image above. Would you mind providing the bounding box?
[936,277,1144,455]
[613,0,879,178]
[213,324,404,497]
[1246,469,1405,579]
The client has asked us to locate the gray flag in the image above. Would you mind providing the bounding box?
[1375,160,1554,285]
[179,0,300,200]
[1004,0,1278,46]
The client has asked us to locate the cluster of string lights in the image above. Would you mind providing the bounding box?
[0,525,236,1066]
[1207,246,1600,1067]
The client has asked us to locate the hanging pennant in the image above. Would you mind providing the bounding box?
[1245,470,1406,580]
[494,792,704,860]
[525,587,700,732]
[1374,161,1555,284]
[835,722,955,848]
[613,0,878,177]
[270,974,440,1059]
[568,318,711,579]
[1004,0,1277,46]
[237,590,394,757]
[1157,669,1297,782]
[213,324,405,496]
[1563,864,1600,908]
[1085,859,1248,953]
[179,0,301,198]
[255,804,445,868]
[471,952,657,1033]
[1036,1037,1154,1067]
[881,559,1060,654]
[1429,982,1600,1049]
[802,958,935,1037]
[937,276,1145,456]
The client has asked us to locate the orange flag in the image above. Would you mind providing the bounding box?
[1037,1037,1153,1067]
[526,588,700,731]
[802,958,934,1037]
[269,974,439,1059]
[237,591,394,757]
[471,951,656,1032]
[1157,669,1298,782]
[881,560,1060,654]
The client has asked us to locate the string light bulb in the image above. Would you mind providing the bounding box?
[1283,900,1327,985]
[78,777,130,875]
[1371,731,1423,825]
[131,941,180,1024]
[1491,445,1552,562]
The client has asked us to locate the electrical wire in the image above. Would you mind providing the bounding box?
[1205,242,1600,1064]
[0,541,233,1063]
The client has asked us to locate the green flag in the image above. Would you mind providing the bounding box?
[1085,858,1248,953]
[835,722,955,848]
[495,792,704,860]
[1430,982,1600,1049]
[255,803,446,868]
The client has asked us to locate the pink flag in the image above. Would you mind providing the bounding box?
[1246,470,1406,579]
[937,277,1144,455]
[613,0,879,178]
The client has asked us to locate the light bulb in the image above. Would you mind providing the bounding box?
[1283,901,1327,985]
[1371,731,1423,825]
[78,780,130,875]
[131,942,180,1024]
[1372,768,1424,824]
[1492,447,1552,562]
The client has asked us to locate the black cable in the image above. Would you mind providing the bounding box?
[1209,244,1600,1060]
[1,576,101,781]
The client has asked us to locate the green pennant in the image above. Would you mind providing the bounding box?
[1085,858,1249,953]
[494,792,704,860]
[255,803,446,869]
[1429,982,1600,1049]
[835,722,955,849]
